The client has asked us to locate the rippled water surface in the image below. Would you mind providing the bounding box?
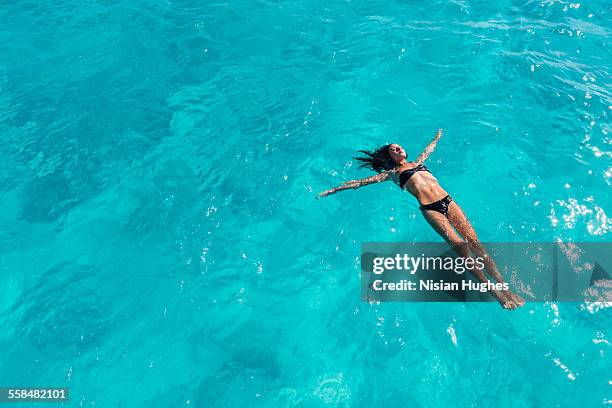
[1,1,611,407]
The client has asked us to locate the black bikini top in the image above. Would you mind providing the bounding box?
[398,164,431,188]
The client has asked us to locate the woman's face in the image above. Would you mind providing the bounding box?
[388,144,406,164]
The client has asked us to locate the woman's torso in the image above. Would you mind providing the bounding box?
[392,162,448,205]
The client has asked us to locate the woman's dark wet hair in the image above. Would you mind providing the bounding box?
[353,144,396,173]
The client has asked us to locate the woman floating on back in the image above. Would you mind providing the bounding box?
[318,129,525,310]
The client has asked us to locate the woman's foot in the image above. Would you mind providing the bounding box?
[500,297,518,310]
[492,289,523,310]
[503,290,525,308]
[491,289,516,310]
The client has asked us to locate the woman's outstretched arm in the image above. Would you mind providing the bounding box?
[415,128,443,164]
[318,170,393,198]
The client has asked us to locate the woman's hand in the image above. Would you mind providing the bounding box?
[317,188,337,198]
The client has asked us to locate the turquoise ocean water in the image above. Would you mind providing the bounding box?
[1,0,611,406]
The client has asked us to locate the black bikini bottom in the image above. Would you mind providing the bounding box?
[419,195,453,217]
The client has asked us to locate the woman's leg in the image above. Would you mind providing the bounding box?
[421,209,514,309]
[445,202,504,282]
[446,201,524,307]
